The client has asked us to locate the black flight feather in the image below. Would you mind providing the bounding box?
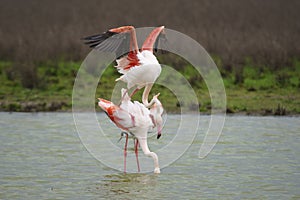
[154,32,169,54]
[82,31,131,58]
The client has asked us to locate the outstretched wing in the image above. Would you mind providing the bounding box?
[154,31,169,54]
[82,31,130,58]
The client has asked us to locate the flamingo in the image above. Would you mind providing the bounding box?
[149,93,164,139]
[83,25,166,107]
[98,89,163,173]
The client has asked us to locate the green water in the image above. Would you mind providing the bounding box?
[0,113,299,199]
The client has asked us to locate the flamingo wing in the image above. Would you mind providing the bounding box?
[82,26,138,58]
[98,98,135,130]
[153,31,168,53]
[115,51,140,74]
[82,31,130,57]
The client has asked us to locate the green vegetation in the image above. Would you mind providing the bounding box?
[0,0,299,115]
[222,59,300,115]
[0,58,299,115]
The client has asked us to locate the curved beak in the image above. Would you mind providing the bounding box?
[157,132,161,139]
[157,125,162,139]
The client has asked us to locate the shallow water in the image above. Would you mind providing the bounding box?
[0,113,299,199]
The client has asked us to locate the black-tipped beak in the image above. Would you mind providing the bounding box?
[157,133,161,139]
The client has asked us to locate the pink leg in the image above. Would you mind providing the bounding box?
[134,138,140,172]
[118,88,140,105]
[118,89,128,106]
[129,88,140,98]
[124,134,128,173]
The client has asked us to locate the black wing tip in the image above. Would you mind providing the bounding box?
[81,31,118,48]
[154,31,169,53]
[82,31,116,39]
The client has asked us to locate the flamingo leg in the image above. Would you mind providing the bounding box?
[124,134,128,173]
[134,138,140,172]
[117,89,128,106]
[129,88,140,98]
[118,88,139,106]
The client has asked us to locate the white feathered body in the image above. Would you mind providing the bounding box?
[115,50,161,89]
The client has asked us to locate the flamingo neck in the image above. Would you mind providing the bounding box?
[130,28,139,53]
[142,84,155,108]
[137,137,160,173]
[109,26,139,53]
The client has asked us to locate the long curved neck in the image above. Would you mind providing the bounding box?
[138,137,160,172]
[142,84,155,108]
[130,28,139,53]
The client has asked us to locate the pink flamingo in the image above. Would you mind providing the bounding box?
[83,25,166,107]
[98,89,163,173]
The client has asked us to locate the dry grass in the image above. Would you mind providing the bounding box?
[0,0,299,67]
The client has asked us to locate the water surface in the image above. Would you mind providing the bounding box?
[0,113,299,199]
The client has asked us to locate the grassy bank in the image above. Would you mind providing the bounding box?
[1,59,299,115]
[1,0,300,115]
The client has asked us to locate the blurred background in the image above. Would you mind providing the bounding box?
[0,0,299,113]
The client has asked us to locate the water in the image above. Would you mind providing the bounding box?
[0,113,299,199]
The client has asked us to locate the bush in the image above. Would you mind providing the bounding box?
[14,62,39,89]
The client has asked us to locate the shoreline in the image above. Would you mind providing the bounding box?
[1,100,299,117]
[1,60,300,118]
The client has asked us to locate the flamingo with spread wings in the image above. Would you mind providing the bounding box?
[83,26,166,107]
[98,89,163,173]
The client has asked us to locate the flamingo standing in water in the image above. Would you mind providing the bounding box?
[83,25,166,107]
[98,89,163,173]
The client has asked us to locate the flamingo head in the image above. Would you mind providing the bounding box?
[150,93,164,139]
[109,26,135,33]
[156,115,163,139]
[98,98,118,118]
